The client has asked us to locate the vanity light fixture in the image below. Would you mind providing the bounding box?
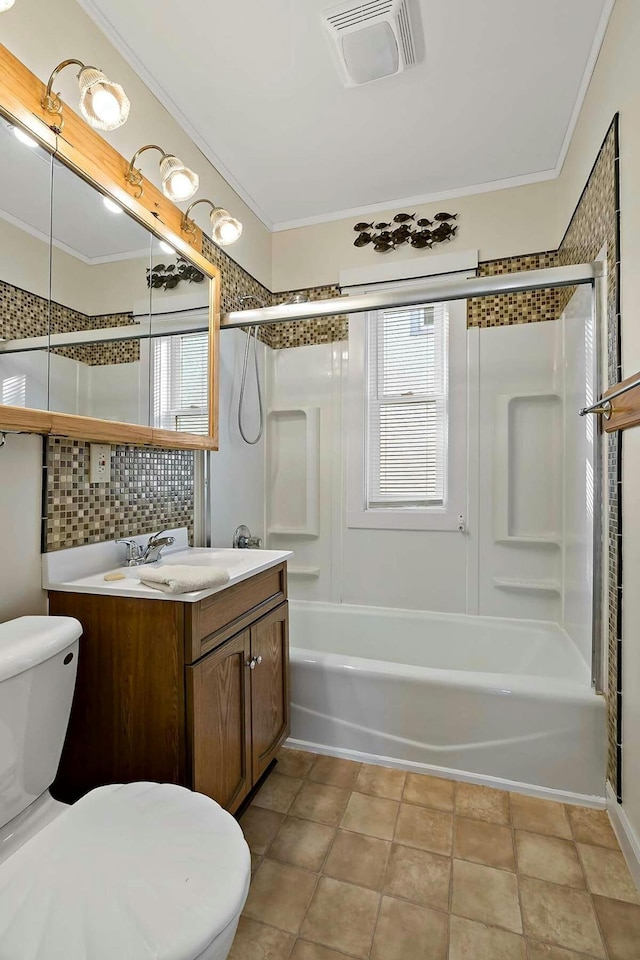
[181,198,243,247]
[41,59,130,132]
[159,240,176,256]
[125,145,199,203]
[0,0,16,12]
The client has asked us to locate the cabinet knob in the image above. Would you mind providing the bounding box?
[246,657,257,670]
[256,655,263,665]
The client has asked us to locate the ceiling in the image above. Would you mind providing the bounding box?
[77,0,613,230]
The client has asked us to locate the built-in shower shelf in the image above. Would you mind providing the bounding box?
[288,565,321,578]
[267,527,320,538]
[493,577,561,593]
[267,406,320,537]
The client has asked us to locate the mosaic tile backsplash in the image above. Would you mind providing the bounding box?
[46,439,194,551]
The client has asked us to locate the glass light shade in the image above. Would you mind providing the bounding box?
[0,0,16,11]
[159,155,199,202]
[78,67,130,131]
[159,240,175,255]
[210,207,243,246]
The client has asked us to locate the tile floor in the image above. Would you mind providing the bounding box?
[231,749,640,960]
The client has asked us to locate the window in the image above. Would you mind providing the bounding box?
[153,332,209,434]
[367,302,448,508]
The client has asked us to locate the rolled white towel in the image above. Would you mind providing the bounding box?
[139,564,230,595]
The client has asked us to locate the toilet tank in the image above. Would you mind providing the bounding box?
[0,617,81,830]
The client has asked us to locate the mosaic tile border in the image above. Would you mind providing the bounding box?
[201,234,348,349]
[467,251,562,328]
[557,117,621,796]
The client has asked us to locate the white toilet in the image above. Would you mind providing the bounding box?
[0,616,251,959]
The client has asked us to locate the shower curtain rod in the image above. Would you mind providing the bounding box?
[221,263,601,329]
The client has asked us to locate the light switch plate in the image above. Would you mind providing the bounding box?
[89,443,111,484]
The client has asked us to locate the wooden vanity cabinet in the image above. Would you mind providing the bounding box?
[50,563,289,813]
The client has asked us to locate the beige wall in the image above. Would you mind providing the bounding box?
[554,0,640,856]
[0,0,272,289]
[0,434,46,620]
[272,179,562,291]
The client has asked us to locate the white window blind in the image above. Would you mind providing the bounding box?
[153,332,209,435]
[367,302,448,507]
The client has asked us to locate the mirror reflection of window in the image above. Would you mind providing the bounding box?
[153,332,209,435]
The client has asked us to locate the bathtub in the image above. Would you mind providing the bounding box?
[288,601,606,801]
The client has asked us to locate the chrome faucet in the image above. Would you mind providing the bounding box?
[116,530,176,566]
[233,524,262,549]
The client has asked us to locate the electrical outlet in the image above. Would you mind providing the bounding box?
[89,443,111,484]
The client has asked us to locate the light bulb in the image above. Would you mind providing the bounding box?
[166,171,192,201]
[159,154,199,202]
[210,208,243,246]
[90,86,121,125]
[12,126,38,149]
[218,219,242,245]
[0,0,16,11]
[159,241,175,255]
[78,68,130,131]
[103,196,122,214]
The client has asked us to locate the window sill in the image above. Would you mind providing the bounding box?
[347,509,464,532]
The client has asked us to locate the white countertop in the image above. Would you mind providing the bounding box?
[43,529,292,603]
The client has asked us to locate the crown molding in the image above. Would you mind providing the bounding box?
[271,169,559,232]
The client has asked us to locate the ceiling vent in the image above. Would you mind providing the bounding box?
[322,0,416,87]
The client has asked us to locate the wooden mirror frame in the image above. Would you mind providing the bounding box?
[0,42,220,451]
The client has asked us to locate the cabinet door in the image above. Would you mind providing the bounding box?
[251,603,290,781]
[186,630,252,813]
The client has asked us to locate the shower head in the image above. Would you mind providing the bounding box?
[236,294,268,308]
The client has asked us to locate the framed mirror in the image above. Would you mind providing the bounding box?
[0,55,219,450]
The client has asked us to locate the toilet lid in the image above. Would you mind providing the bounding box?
[0,782,251,960]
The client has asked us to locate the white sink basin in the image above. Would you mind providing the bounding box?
[42,532,292,603]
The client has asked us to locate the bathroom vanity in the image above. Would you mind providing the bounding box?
[45,540,291,814]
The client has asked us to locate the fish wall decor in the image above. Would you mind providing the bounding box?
[352,211,459,253]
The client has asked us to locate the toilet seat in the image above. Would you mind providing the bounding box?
[0,782,250,960]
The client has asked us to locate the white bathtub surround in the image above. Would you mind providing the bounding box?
[288,600,606,802]
[43,529,291,602]
[266,307,597,638]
